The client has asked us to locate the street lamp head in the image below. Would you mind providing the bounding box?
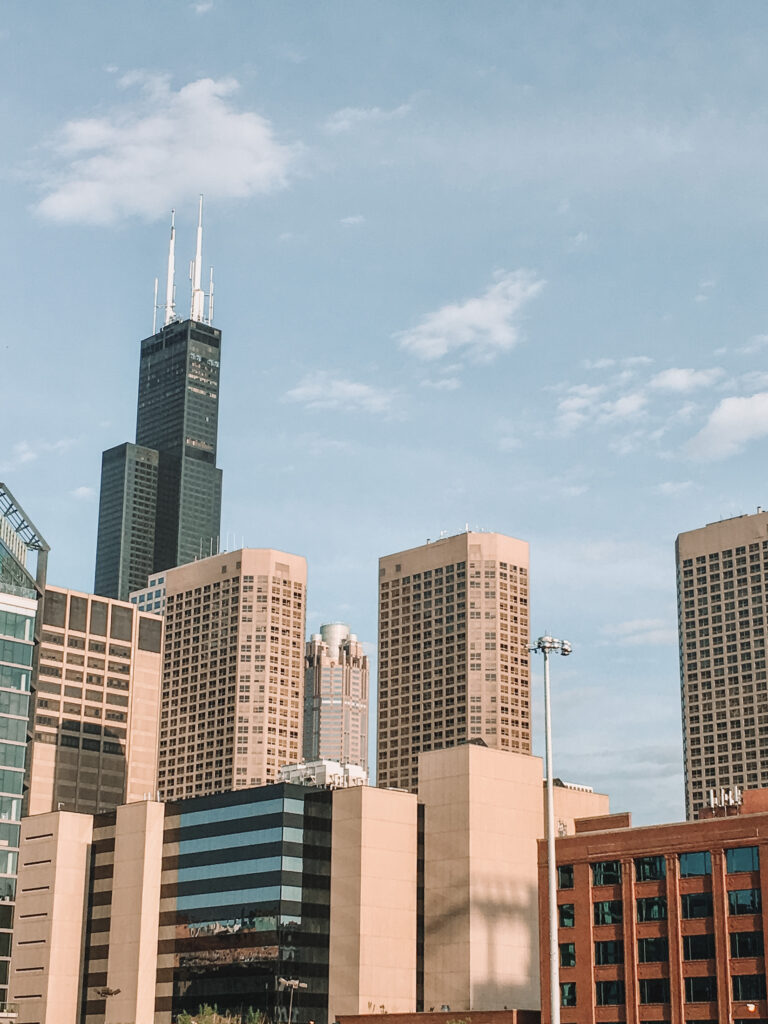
[534,635,572,656]
[535,635,558,651]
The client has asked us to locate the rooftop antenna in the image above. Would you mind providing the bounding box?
[208,266,215,325]
[190,194,205,322]
[164,209,177,327]
[152,277,158,333]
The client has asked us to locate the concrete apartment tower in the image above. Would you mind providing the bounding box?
[304,623,369,771]
[378,529,530,792]
[676,509,768,819]
[26,585,163,816]
[157,547,307,798]
[94,200,223,601]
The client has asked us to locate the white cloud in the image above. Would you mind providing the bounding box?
[602,618,678,646]
[650,367,724,392]
[498,435,522,452]
[340,214,365,226]
[566,230,589,252]
[583,357,615,370]
[323,102,411,134]
[192,0,213,12]
[687,391,768,460]
[555,384,646,433]
[601,391,647,420]
[71,485,95,500]
[655,480,693,496]
[285,372,394,414]
[420,377,461,391]
[36,75,299,225]
[0,438,74,472]
[395,269,544,362]
[739,333,768,355]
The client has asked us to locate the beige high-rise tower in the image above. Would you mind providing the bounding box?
[27,585,163,816]
[377,530,530,792]
[158,548,307,798]
[304,623,369,771]
[677,509,768,819]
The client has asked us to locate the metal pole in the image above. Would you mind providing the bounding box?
[543,646,560,1024]
[289,984,295,1024]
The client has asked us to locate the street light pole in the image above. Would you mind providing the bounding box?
[532,635,572,1024]
[278,977,308,1024]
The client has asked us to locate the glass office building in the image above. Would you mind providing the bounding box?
[95,318,223,601]
[0,483,48,1008]
[81,782,332,1024]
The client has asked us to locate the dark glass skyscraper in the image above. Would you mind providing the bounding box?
[136,318,222,571]
[95,203,223,599]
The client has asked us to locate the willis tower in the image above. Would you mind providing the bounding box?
[95,198,223,600]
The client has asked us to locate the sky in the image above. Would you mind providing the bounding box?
[5,1,768,825]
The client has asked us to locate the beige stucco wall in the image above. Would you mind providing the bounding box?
[328,786,418,1021]
[104,800,165,1024]
[11,811,93,1024]
[420,744,609,1014]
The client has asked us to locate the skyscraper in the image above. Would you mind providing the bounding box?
[676,509,768,819]
[377,529,531,792]
[94,442,158,601]
[304,623,369,771]
[95,199,223,600]
[157,548,307,799]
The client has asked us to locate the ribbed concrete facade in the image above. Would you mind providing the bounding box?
[27,586,163,816]
[378,531,531,792]
[158,548,307,798]
[676,511,768,819]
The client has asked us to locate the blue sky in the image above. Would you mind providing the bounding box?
[5,1,768,824]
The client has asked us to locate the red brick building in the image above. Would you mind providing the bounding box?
[538,793,768,1023]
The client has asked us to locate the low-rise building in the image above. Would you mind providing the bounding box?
[538,789,768,1023]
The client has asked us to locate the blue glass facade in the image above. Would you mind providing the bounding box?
[0,492,45,1008]
[158,783,331,1023]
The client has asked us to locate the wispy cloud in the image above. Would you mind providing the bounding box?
[323,102,411,135]
[649,367,724,392]
[687,392,768,460]
[191,0,213,13]
[285,371,395,414]
[602,618,678,646]
[420,377,460,391]
[0,438,74,473]
[395,269,544,362]
[36,74,299,225]
[555,383,647,433]
[739,333,768,355]
[70,485,95,500]
[655,480,693,496]
[340,214,365,226]
[566,230,589,252]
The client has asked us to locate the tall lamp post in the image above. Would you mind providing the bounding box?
[531,635,572,1024]
[278,977,307,1024]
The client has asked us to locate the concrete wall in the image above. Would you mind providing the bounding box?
[10,811,93,1024]
[328,786,418,1021]
[104,801,164,1024]
[420,744,609,1014]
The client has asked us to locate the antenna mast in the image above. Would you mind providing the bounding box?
[208,266,215,325]
[152,277,158,334]
[164,209,177,327]
[190,194,205,322]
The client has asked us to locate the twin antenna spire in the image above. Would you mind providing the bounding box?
[152,195,214,332]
